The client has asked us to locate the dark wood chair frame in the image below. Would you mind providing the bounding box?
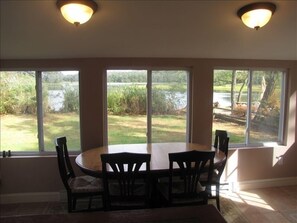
[214,130,228,154]
[55,136,103,212]
[206,130,230,211]
[166,150,215,206]
[101,152,151,211]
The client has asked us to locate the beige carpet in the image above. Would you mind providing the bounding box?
[0,197,247,223]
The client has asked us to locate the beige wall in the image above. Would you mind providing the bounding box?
[0,58,296,195]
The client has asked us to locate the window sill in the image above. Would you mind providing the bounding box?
[0,151,80,158]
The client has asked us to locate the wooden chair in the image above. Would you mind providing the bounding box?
[214,130,228,155]
[202,130,229,211]
[101,152,151,211]
[158,150,215,207]
[55,136,104,212]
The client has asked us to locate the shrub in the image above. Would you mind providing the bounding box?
[0,72,37,115]
[62,86,79,113]
[107,85,179,115]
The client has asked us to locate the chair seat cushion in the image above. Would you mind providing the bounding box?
[158,179,207,205]
[69,176,103,193]
[108,181,146,196]
[106,181,148,208]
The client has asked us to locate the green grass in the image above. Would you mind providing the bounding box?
[1,113,80,152]
[108,115,187,145]
[2,113,266,152]
[1,114,39,151]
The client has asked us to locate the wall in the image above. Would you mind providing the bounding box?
[0,58,296,201]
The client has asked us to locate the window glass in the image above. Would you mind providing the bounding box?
[213,69,285,146]
[250,71,283,143]
[0,71,39,151]
[42,71,81,151]
[0,70,81,153]
[152,70,188,143]
[107,69,189,145]
[107,70,147,145]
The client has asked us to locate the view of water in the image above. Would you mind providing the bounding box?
[213,92,231,107]
[48,88,241,112]
[48,90,64,111]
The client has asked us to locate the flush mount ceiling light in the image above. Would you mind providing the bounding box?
[56,0,98,26]
[237,2,276,30]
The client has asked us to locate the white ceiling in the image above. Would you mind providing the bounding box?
[1,0,296,60]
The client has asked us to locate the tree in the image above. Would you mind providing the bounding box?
[253,71,279,122]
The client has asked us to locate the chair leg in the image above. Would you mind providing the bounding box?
[216,183,220,211]
[205,184,210,196]
[72,197,77,211]
[88,197,93,210]
[67,195,73,213]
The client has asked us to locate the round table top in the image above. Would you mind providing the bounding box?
[75,142,226,177]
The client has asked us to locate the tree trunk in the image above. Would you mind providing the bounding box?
[236,78,247,103]
[231,70,236,111]
[253,72,277,121]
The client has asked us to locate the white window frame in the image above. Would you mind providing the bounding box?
[213,68,287,147]
[104,68,191,145]
[0,70,82,155]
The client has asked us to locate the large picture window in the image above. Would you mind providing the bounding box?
[213,69,285,146]
[106,69,189,145]
[0,71,81,152]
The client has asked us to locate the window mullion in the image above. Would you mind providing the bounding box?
[186,71,190,143]
[278,71,286,144]
[147,70,152,143]
[36,71,44,152]
[246,70,253,145]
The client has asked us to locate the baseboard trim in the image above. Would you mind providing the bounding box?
[0,192,63,204]
[1,177,296,204]
[229,176,297,191]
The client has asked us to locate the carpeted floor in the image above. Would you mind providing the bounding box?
[0,203,229,223]
[2,186,296,223]
[0,196,247,222]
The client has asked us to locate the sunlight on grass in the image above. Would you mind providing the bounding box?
[1,114,38,151]
[1,113,80,152]
[108,115,187,145]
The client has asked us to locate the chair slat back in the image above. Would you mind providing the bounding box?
[168,150,215,203]
[101,152,151,210]
[55,137,75,190]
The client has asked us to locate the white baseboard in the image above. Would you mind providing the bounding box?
[1,177,296,204]
[229,176,297,192]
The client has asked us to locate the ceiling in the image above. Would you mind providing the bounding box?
[0,0,296,60]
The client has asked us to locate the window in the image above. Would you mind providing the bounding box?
[213,69,285,146]
[106,69,189,145]
[0,71,81,152]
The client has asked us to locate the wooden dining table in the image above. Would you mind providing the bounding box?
[75,142,226,177]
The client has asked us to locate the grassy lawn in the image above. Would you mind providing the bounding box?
[1,113,80,152]
[1,113,256,152]
[1,114,39,151]
[108,115,187,145]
